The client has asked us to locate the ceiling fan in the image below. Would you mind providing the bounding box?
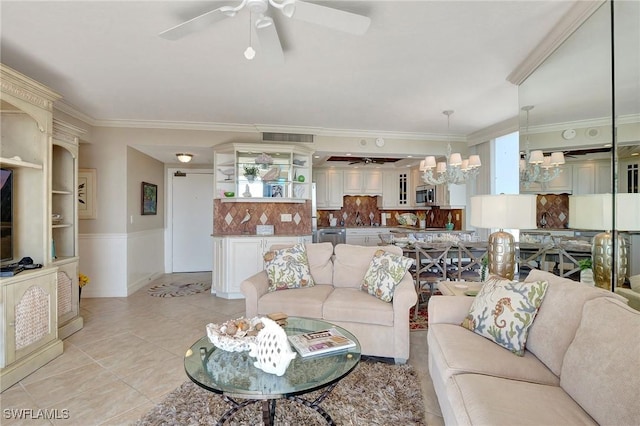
[326,156,398,165]
[159,0,371,61]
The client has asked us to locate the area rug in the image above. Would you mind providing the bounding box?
[147,282,211,297]
[409,305,429,331]
[136,361,425,425]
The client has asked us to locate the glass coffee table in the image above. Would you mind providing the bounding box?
[184,317,361,425]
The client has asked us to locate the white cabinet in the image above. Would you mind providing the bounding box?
[212,235,312,298]
[571,160,612,195]
[213,143,313,201]
[521,164,573,193]
[382,170,410,209]
[346,228,386,246]
[343,170,383,195]
[1,64,66,391]
[314,169,344,209]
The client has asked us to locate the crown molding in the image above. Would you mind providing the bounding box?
[467,116,519,146]
[506,0,605,85]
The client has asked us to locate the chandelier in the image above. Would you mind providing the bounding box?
[421,110,481,185]
[519,106,565,189]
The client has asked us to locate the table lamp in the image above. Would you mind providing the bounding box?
[470,194,537,280]
[569,193,640,290]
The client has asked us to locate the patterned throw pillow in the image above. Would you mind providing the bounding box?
[264,243,315,292]
[461,275,549,356]
[361,250,414,302]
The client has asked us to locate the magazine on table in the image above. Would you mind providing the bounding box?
[288,328,356,358]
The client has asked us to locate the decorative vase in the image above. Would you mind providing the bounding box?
[445,223,454,230]
[79,286,82,303]
[245,175,255,183]
[580,269,595,286]
[419,219,426,229]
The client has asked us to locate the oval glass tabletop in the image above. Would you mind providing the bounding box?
[184,317,361,398]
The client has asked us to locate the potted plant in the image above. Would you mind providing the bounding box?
[578,258,594,285]
[243,165,259,182]
[416,211,426,229]
[480,255,489,281]
[79,273,90,301]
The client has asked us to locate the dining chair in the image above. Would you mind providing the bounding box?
[412,242,452,319]
[456,241,489,282]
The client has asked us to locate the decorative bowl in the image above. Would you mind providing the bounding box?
[206,316,265,352]
[396,213,418,226]
[224,191,235,197]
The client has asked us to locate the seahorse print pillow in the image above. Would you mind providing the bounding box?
[461,275,549,356]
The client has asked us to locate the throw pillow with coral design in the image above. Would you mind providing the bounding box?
[362,249,414,302]
[461,275,549,356]
[264,243,315,292]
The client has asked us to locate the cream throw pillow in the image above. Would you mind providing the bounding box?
[361,249,414,302]
[461,275,549,356]
[264,243,315,292]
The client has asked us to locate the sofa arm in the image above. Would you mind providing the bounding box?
[393,273,418,311]
[240,271,269,318]
[428,295,474,325]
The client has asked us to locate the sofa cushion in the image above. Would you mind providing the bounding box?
[524,269,625,376]
[323,288,394,326]
[264,243,315,292]
[461,275,548,356]
[361,249,414,302]
[304,242,335,284]
[630,273,640,291]
[257,284,334,318]
[428,323,560,386]
[333,244,404,289]
[447,374,596,425]
[561,297,640,426]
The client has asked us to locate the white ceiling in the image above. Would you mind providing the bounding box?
[1,0,579,163]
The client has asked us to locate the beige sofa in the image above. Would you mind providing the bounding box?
[614,274,640,311]
[428,269,640,425]
[241,243,417,363]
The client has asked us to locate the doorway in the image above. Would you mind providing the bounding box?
[171,171,213,272]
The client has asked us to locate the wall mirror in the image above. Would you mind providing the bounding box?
[518,0,640,286]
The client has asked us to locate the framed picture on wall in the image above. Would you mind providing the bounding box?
[270,184,284,198]
[141,181,158,215]
[78,168,97,219]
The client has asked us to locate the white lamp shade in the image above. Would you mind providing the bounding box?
[449,153,462,166]
[529,150,544,164]
[460,159,469,171]
[616,193,640,231]
[541,156,552,169]
[436,162,447,173]
[569,194,612,230]
[468,155,481,168]
[519,159,526,171]
[419,159,427,171]
[424,156,436,168]
[550,152,565,165]
[470,194,537,229]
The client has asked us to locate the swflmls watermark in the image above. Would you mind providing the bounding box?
[3,408,70,420]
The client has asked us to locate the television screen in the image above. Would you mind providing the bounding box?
[1,168,13,262]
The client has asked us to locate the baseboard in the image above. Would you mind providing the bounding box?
[128,272,164,296]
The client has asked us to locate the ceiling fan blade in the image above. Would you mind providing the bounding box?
[159,7,230,40]
[255,20,284,63]
[291,1,371,35]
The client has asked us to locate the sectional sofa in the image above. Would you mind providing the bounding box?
[428,269,639,425]
[241,242,417,363]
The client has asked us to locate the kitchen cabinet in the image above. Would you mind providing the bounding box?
[314,169,344,209]
[345,228,387,246]
[520,164,573,193]
[382,170,410,209]
[212,235,312,298]
[343,170,383,195]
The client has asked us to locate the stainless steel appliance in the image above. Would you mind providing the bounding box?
[415,185,436,206]
[316,228,346,247]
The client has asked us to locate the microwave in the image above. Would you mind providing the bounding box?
[415,185,436,206]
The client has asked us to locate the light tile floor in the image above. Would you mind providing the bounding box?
[0,273,444,425]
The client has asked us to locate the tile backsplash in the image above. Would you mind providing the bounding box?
[318,196,463,230]
[536,193,570,229]
[213,200,312,235]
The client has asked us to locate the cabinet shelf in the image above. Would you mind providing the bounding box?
[0,156,43,169]
[52,223,72,229]
[52,190,72,195]
[219,198,306,204]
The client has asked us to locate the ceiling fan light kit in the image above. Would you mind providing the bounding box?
[159,0,371,60]
[421,110,481,186]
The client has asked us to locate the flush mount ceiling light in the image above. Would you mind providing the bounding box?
[421,110,481,186]
[176,153,193,163]
[519,106,565,189]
